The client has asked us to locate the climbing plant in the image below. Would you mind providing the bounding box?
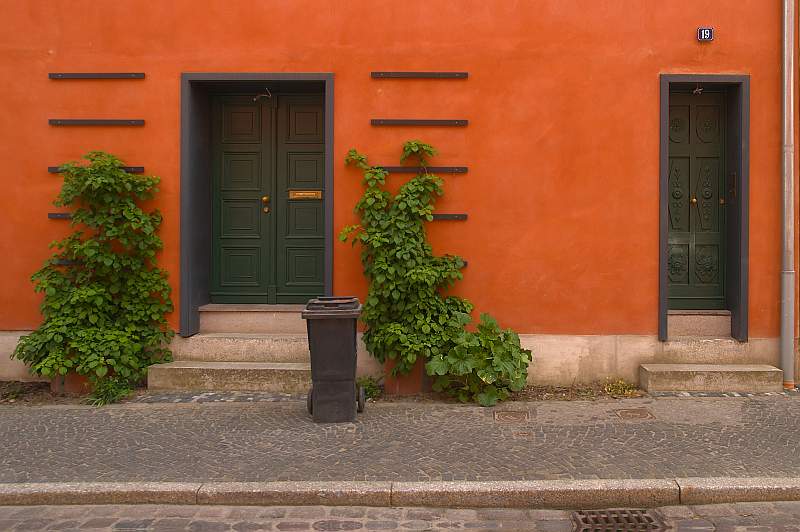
[341,141,532,406]
[13,152,173,404]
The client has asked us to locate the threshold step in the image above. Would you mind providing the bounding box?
[147,361,311,393]
[667,311,731,338]
[639,364,783,393]
[171,333,309,363]
[199,304,306,334]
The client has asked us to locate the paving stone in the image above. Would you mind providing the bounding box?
[404,509,444,521]
[276,522,311,531]
[188,521,232,532]
[1,397,800,483]
[658,505,696,519]
[673,519,716,531]
[113,519,154,529]
[287,508,327,519]
[365,522,398,530]
[731,502,781,516]
[232,522,273,531]
[461,522,499,529]
[476,508,528,520]
[442,510,477,521]
[691,503,739,517]
[527,509,570,520]
[152,517,193,529]
[531,521,572,532]
[772,501,800,515]
[156,507,202,518]
[365,510,403,521]
[15,519,55,530]
[81,517,119,528]
[47,521,81,530]
[311,520,363,530]
[400,521,436,530]
[330,508,366,519]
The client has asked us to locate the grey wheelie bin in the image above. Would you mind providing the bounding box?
[302,296,364,423]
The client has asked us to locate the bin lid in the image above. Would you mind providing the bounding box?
[302,296,362,319]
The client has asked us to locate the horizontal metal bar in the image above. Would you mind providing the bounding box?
[48,166,144,174]
[431,213,468,221]
[49,73,145,79]
[47,213,72,220]
[371,119,468,127]
[53,259,80,266]
[371,72,468,79]
[377,166,468,174]
[49,119,145,126]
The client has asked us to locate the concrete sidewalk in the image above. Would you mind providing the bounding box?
[1,394,799,508]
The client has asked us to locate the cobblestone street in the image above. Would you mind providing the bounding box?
[2,395,800,483]
[2,501,800,530]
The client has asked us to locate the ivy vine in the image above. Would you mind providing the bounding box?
[341,141,532,406]
[13,152,173,403]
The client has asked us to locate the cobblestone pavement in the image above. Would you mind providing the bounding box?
[1,396,800,482]
[2,502,800,530]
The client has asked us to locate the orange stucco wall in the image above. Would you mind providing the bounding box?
[0,1,790,338]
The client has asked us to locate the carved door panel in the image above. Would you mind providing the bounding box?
[210,94,325,304]
[667,92,726,309]
[275,95,325,303]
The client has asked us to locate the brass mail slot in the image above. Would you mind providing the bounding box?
[289,190,322,200]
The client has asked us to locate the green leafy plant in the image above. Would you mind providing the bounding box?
[341,141,532,406]
[426,313,531,406]
[13,151,173,402]
[356,375,383,400]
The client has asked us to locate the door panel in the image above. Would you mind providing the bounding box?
[668,92,726,309]
[275,95,326,302]
[211,93,325,304]
[211,96,274,302]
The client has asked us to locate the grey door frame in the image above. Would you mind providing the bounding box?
[179,73,334,337]
[659,74,750,341]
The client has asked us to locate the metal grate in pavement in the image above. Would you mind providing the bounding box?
[571,509,665,531]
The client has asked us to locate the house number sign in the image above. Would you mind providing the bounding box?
[697,27,714,41]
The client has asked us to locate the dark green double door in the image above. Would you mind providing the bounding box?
[667,92,726,309]
[211,94,325,304]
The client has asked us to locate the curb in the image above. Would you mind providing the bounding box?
[0,478,798,508]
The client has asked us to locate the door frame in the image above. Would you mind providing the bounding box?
[659,74,750,341]
[179,73,334,336]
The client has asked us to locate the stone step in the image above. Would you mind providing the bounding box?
[172,333,309,363]
[199,304,306,334]
[147,361,311,393]
[639,363,783,393]
[660,336,777,365]
[667,311,731,337]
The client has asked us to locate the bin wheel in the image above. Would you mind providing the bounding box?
[357,385,366,413]
[307,387,313,415]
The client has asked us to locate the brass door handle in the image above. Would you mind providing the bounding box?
[261,195,270,213]
[690,197,698,204]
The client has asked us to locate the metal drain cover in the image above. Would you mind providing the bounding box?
[571,509,665,531]
[614,408,655,420]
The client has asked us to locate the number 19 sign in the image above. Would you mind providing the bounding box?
[697,27,714,41]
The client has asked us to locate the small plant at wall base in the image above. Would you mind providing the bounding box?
[13,152,174,405]
[341,141,532,406]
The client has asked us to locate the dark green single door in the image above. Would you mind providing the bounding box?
[211,94,325,304]
[667,92,726,309]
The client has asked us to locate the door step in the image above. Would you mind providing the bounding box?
[147,361,311,393]
[667,311,730,338]
[660,336,775,365]
[198,304,306,334]
[639,363,783,393]
[172,333,309,363]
